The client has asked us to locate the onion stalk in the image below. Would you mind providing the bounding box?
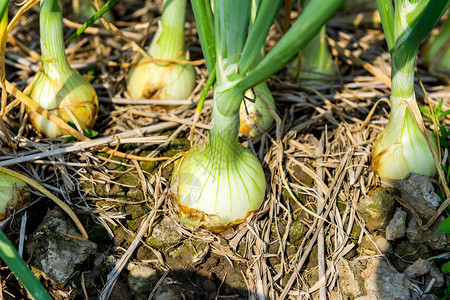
[126,0,195,101]
[421,16,450,75]
[373,0,448,181]
[28,0,98,137]
[172,0,345,231]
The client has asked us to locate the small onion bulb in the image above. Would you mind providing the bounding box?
[126,0,196,101]
[0,173,30,221]
[127,55,196,100]
[239,82,275,138]
[28,70,98,137]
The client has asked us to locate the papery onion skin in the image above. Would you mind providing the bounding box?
[0,173,30,221]
[239,82,275,138]
[127,59,195,101]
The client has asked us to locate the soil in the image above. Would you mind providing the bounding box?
[1,0,450,299]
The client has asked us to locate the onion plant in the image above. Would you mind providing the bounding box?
[421,15,450,75]
[373,0,449,181]
[126,0,196,101]
[28,0,99,137]
[171,0,345,231]
[0,3,52,298]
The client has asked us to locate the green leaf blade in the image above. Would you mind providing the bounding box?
[191,0,216,74]
[438,217,450,233]
[238,0,284,76]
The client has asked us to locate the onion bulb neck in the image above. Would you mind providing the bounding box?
[288,26,336,84]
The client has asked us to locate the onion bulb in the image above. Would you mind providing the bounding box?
[171,96,266,232]
[371,0,445,181]
[239,82,275,138]
[372,96,436,180]
[126,0,195,101]
[28,0,98,137]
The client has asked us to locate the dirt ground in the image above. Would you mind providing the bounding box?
[1,0,450,299]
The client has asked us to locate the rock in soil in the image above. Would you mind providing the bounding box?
[396,172,440,222]
[403,258,432,279]
[429,263,445,288]
[338,257,411,300]
[357,187,395,232]
[127,264,161,294]
[153,282,185,300]
[337,258,364,298]
[405,217,424,244]
[406,216,450,250]
[146,216,182,250]
[360,257,411,300]
[386,208,407,241]
[26,208,97,285]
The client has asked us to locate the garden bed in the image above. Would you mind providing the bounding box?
[0,0,449,299]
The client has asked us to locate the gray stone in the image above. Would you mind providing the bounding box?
[374,236,392,254]
[127,264,160,294]
[337,258,364,298]
[386,208,407,241]
[406,216,450,250]
[405,217,424,244]
[146,216,182,250]
[357,187,395,232]
[404,258,432,278]
[362,257,411,300]
[27,209,97,285]
[429,263,445,288]
[153,283,185,300]
[360,235,392,254]
[355,295,377,300]
[397,173,440,222]
[425,216,450,250]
